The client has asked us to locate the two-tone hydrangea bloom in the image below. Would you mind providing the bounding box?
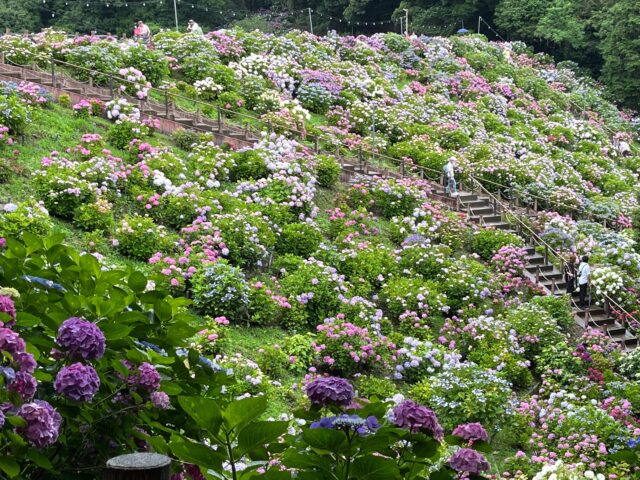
[54,363,100,401]
[0,328,25,355]
[310,414,380,436]
[8,371,37,401]
[305,376,354,407]
[56,317,106,360]
[391,400,444,440]
[150,391,170,409]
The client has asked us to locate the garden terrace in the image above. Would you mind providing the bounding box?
[0,28,640,480]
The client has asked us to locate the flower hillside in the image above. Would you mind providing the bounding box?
[0,28,639,480]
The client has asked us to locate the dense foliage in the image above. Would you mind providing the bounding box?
[0,26,639,479]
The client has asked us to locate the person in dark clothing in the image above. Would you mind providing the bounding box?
[564,253,577,294]
[577,255,591,309]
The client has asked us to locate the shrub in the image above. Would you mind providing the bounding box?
[114,214,171,261]
[247,280,291,326]
[172,128,201,151]
[229,150,269,181]
[470,228,524,260]
[399,243,452,279]
[282,333,316,373]
[354,375,398,400]
[276,222,323,258]
[313,319,397,376]
[192,261,250,322]
[0,200,52,237]
[73,198,115,233]
[410,362,513,431]
[530,294,574,331]
[315,155,341,188]
[380,277,446,321]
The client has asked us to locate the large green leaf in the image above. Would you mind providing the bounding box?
[350,456,400,480]
[238,421,288,456]
[223,395,267,435]
[178,396,222,435]
[128,271,148,293]
[0,456,19,478]
[169,436,224,471]
[301,428,347,452]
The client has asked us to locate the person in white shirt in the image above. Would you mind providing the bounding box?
[577,255,591,308]
[443,157,457,196]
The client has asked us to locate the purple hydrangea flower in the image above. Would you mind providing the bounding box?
[310,417,336,429]
[17,400,62,448]
[14,352,36,373]
[448,448,490,474]
[452,423,489,443]
[310,414,380,436]
[392,400,444,440]
[0,296,16,327]
[150,391,170,409]
[0,328,25,355]
[306,376,354,407]
[54,363,100,401]
[132,362,161,391]
[0,409,4,429]
[56,317,106,361]
[8,371,37,401]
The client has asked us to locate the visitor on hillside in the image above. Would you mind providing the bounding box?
[618,139,631,157]
[443,157,457,196]
[134,20,152,46]
[187,19,203,35]
[577,255,591,309]
[563,253,577,295]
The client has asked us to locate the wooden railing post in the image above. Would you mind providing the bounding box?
[108,74,114,98]
[164,89,169,117]
[401,158,406,178]
[50,55,55,86]
[314,136,319,153]
[544,244,548,264]
[105,453,171,480]
[217,105,222,132]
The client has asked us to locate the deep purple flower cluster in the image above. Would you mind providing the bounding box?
[452,423,489,443]
[306,376,354,407]
[0,409,4,429]
[392,400,444,440]
[310,414,380,435]
[0,295,16,327]
[17,400,62,448]
[54,363,100,401]
[8,371,38,401]
[56,317,106,360]
[448,448,490,474]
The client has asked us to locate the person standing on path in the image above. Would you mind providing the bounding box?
[577,255,591,309]
[443,157,458,196]
[564,253,577,295]
[134,20,152,46]
[187,19,204,35]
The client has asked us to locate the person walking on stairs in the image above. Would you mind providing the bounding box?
[134,20,152,47]
[187,20,204,35]
[443,157,457,196]
[577,255,591,309]
[564,253,577,295]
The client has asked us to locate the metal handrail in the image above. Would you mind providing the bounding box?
[468,175,638,328]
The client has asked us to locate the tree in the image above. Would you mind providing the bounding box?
[494,0,552,40]
[0,0,42,33]
[598,0,640,110]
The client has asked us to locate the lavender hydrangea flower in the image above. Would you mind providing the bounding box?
[452,423,489,443]
[8,371,37,401]
[392,400,444,440]
[150,391,170,409]
[14,351,37,373]
[56,317,106,361]
[448,448,490,474]
[0,409,4,429]
[133,362,161,391]
[17,400,62,448]
[306,376,354,407]
[54,363,100,401]
[310,414,380,436]
[0,295,16,327]
[0,328,25,355]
